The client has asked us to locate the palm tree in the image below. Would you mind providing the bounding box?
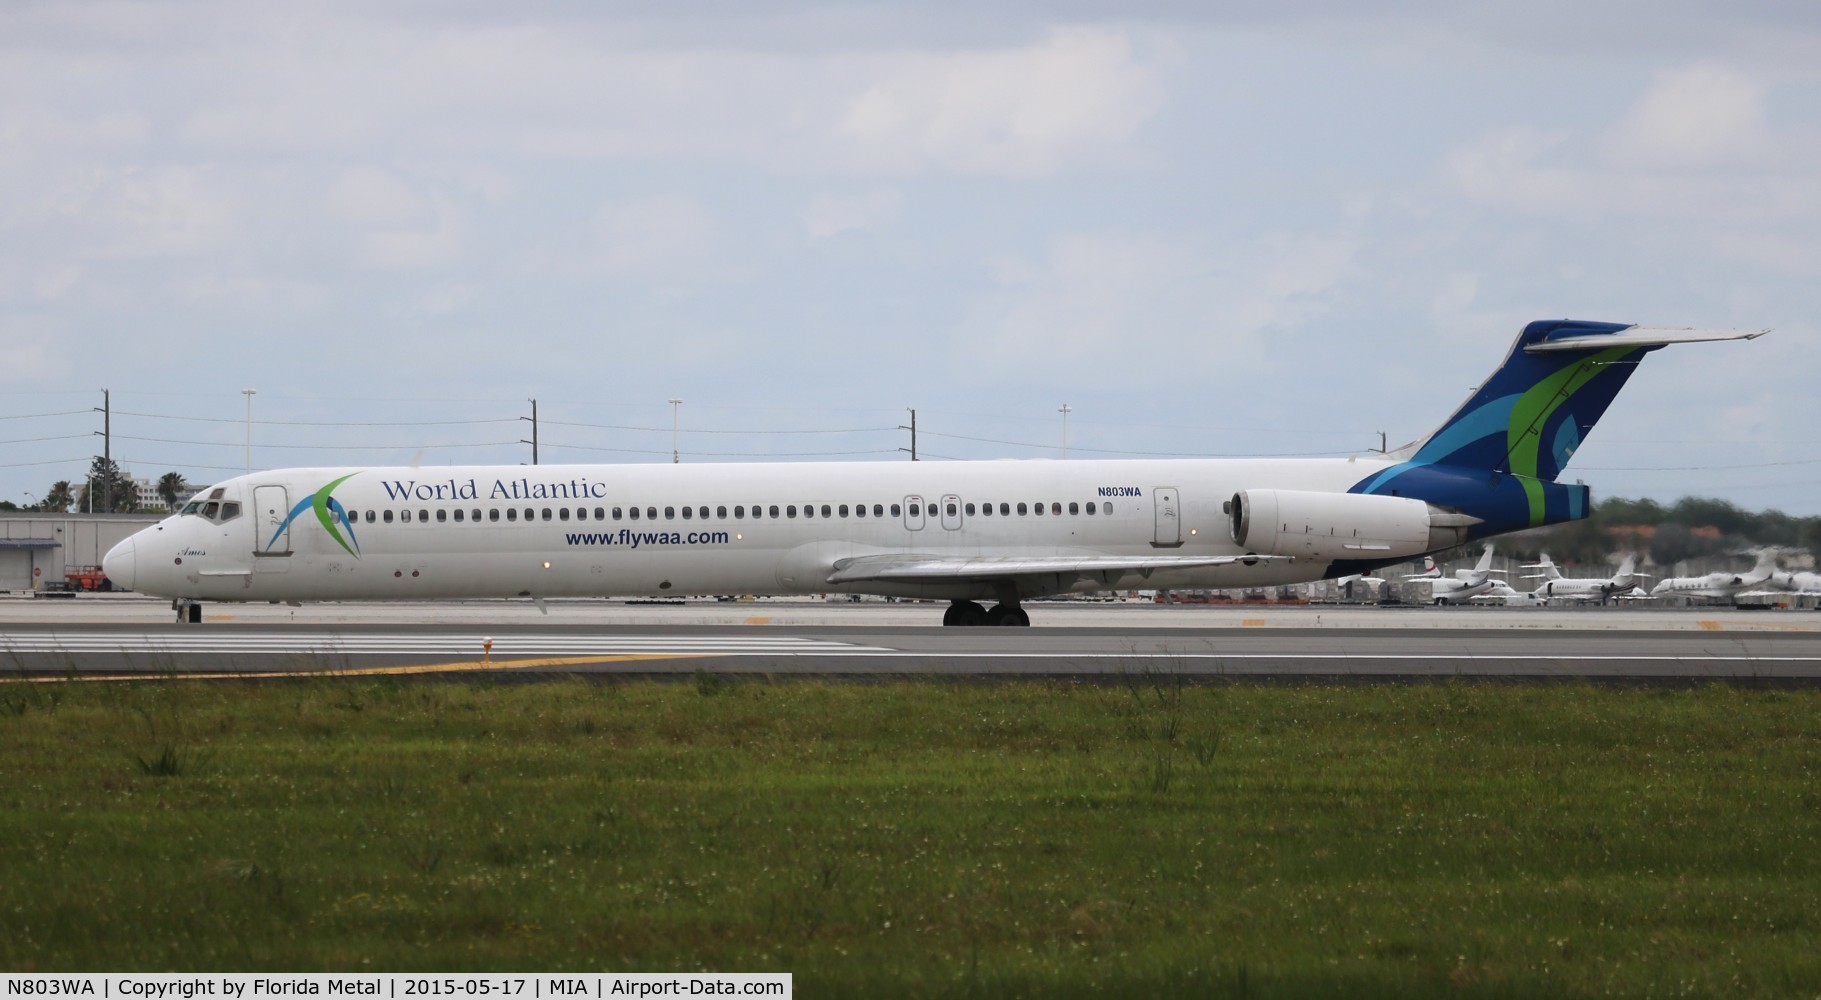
[157,472,189,511]
[43,481,74,513]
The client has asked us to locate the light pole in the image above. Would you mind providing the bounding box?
[241,389,257,475]
[668,399,683,463]
[1058,403,1072,459]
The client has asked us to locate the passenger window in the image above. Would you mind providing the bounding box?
[383,510,395,523]
[1033,502,1044,516]
[506,508,517,522]
[769,505,780,518]
[559,508,570,521]
[366,510,376,523]
[717,506,727,519]
[594,507,605,520]
[964,503,975,516]
[1069,502,1079,515]
[734,506,745,519]
[647,507,657,520]
[839,504,849,517]
[821,504,832,518]
[682,506,693,520]
[873,504,884,517]
[788,505,798,518]
[437,509,448,523]
[1105,505,1113,515]
[541,508,552,521]
[981,504,992,516]
[1086,502,1096,515]
[1017,503,1027,515]
[665,506,676,520]
[629,507,640,521]
[575,507,586,521]
[946,502,957,516]
[453,509,464,522]
[489,509,500,522]
[472,509,481,522]
[891,504,901,517]
[699,507,709,520]
[1000,503,1010,516]
[1052,503,1062,515]
[522,508,533,521]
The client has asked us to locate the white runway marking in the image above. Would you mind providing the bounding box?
[0,633,892,656]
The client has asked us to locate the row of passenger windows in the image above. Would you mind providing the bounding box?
[342,500,1117,525]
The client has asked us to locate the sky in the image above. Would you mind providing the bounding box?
[3,1,1818,514]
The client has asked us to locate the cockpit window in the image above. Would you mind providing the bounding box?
[182,500,204,515]
[218,502,241,523]
[201,501,220,519]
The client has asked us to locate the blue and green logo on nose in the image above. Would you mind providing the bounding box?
[265,473,361,557]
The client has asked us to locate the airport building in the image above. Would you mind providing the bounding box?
[0,513,161,593]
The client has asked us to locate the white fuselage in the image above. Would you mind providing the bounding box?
[110,456,1403,604]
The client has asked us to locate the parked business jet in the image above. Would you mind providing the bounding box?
[1469,580,1550,607]
[1522,552,1651,603]
[1650,549,1783,603]
[1410,544,1506,605]
[103,320,1763,624]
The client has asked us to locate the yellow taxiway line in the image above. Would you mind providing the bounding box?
[4,653,710,684]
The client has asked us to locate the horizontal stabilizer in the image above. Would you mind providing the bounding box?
[827,552,1291,585]
[1525,326,1768,354]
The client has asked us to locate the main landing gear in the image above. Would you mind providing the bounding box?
[942,600,1030,627]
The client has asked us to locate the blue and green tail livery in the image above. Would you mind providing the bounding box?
[1352,320,1765,536]
[265,473,362,557]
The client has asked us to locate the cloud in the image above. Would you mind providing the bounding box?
[963,227,1357,374]
[592,194,715,275]
[803,189,902,240]
[1609,62,1769,166]
[838,27,1165,176]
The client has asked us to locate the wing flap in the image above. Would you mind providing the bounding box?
[826,552,1291,585]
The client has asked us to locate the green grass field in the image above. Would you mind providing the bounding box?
[2,674,1819,997]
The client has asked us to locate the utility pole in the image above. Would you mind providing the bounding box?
[668,399,683,463]
[241,388,256,475]
[93,389,111,513]
[521,398,539,465]
[1058,403,1072,459]
[899,408,917,461]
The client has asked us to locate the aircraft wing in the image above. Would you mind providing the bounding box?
[826,552,1292,585]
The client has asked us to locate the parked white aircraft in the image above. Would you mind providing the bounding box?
[1650,550,1783,602]
[1522,552,1651,603]
[1409,544,1506,604]
[1469,580,1550,607]
[1334,572,1388,599]
[102,320,1764,624]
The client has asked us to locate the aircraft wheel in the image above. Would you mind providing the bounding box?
[988,605,1030,627]
[956,601,988,626]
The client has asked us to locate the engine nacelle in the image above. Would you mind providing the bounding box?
[1228,489,1473,561]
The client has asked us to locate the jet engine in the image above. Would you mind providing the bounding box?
[1228,489,1478,561]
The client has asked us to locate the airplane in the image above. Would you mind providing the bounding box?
[1521,551,1651,603]
[1650,549,1784,603]
[1468,580,1549,607]
[102,319,1765,625]
[1409,543,1506,605]
[1334,572,1387,599]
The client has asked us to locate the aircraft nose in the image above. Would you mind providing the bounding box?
[103,537,136,591]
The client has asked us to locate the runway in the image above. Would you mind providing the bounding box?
[4,594,1821,682]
